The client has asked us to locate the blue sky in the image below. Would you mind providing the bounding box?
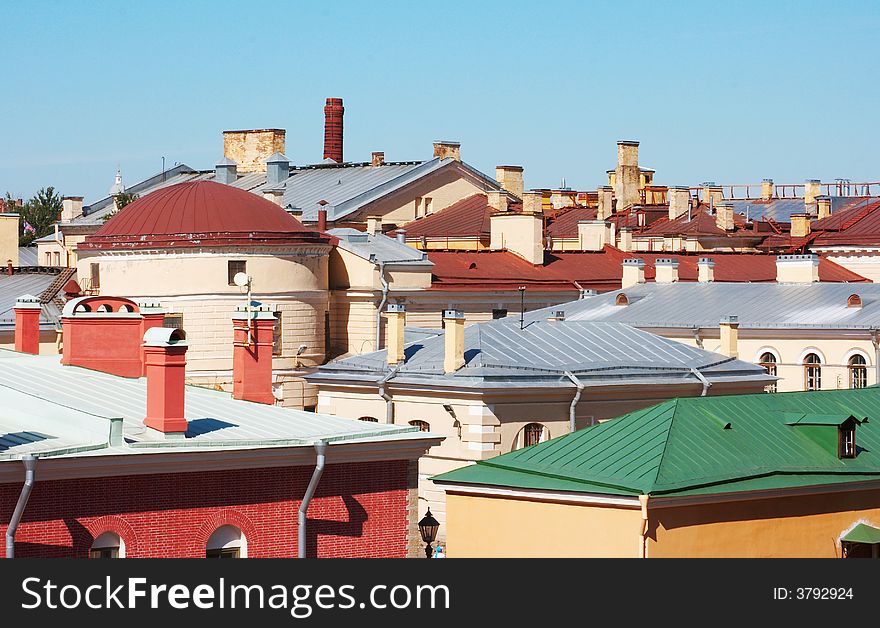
[2,0,879,202]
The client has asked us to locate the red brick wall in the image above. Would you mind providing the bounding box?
[0,459,410,558]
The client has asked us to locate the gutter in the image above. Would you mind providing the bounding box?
[6,455,37,559]
[378,365,401,424]
[638,494,649,558]
[690,367,711,396]
[563,371,585,433]
[376,261,389,351]
[298,440,327,559]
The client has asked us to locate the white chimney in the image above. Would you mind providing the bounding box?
[621,259,645,288]
[697,258,715,282]
[654,258,679,283]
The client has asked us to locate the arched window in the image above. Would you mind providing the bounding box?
[759,352,778,393]
[206,525,246,558]
[90,532,124,559]
[358,416,379,423]
[804,353,822,391]
[513,423,548,451]
[849,354,868,389]
[408,420,430,432]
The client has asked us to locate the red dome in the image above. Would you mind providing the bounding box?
[80,181,330,250]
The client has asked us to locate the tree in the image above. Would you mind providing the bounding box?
[19,187,63,246]
[114,191,139,211]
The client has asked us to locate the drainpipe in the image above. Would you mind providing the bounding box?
[691,327,703,349]
[690,367,711,396]
[6,455,37,559]
[378,364,401,424]
[638,494,649,558]
[564,371,585,433]
[298,441,327,559]
[375,261,389,351]
[871,329,880,385]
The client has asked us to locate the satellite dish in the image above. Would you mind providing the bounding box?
[233,272,251,288]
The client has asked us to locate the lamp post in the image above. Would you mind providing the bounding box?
[518,285,526,330]
[418,508,440,558]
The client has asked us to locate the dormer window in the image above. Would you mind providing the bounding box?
[847,294,862,308]
[839,421,857,459]
[615,293,629,306]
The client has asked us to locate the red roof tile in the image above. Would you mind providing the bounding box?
[812,199,880,246]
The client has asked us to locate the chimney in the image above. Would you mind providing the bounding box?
[701,182,723,207]
[550,189,571,209]
[371,151,385,167]
[776,254,820,283]
[433,141,461,161]
[487,190,508,213]
[232,303,277,405]
[495,166,524,199]
[522,191,543,214]
[396,229,407,245]
[14,294,41,354]
[804,179,821,206]
[137,301,166,376]
[262,188,284,207]
[790,213,811,238]
[266,152,289,187]
[578,220,609,251]
[385,303,406,365]
[597,186,614,220]
[817,196,831,220]
[697,257,715,283]
[317,201,328,231]
[443,309,465,373]
[142,327,189,435]
[215,157,238,185]
[621,259,645,288]
[61,196,84,222]
[718,316,739,359]
[61,296,146,377]
[618,227,633,252]
[761,178,774,201]
[223,129,286,173]
[323,97,344,163]
[668,186,690,220]
[715,203,735,231]
[490,208,544,264]
[367,215,383,235]
[654,258,679,283]
[614,140,640,210]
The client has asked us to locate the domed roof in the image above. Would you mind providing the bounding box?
[81,181,330,251]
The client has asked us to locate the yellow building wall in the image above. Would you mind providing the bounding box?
[445,493,643,557]
[0,215,19,266]
[649,488,880,558]
[822,253,880,283]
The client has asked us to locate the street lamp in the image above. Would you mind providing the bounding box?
[418,508,440,558]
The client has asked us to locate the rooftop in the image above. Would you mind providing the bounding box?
[328,228,432,266]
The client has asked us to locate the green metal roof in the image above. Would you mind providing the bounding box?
[841,523,880,544]
[433,387,880,497]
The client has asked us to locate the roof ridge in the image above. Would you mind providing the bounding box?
[644,397,680,493]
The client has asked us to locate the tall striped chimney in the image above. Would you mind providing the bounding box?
[323,97,344,163]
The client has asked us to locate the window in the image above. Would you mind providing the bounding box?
[492,309,508,319]
[415,197,423,218]
[424,197,433,215]
[164,313,184,330]
[44,252,51,266]
[53,251,61,266]
[409,420,430,432]
[206,525,246,558]
[615,293,629,306]
[358,416,379,423]
[839,422,857,459]
[513,422,548,450]
[759,352,778,393]
[228,260,246,286]
[273,311,282,356]
[849,354,868,389]
[90,532,124,559]
[90,263,100,289]
[804,353,822,391]
[848,294,863,308]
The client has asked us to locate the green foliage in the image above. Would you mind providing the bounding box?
[19,187,63,246]
[102,192,139,223]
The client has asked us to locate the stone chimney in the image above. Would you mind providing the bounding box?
[697,258,715,283]
[232,303,277,405]
[61,196,84,222]
[578,221,610,251]
[550,189,572,209]
[490,209,544,264]
[715,203,735,231]
[215,157,238,185]
[143,327,188,435]
[433,141,461,161]
[262,188,284,207]
[804,179,821,205]
[719,316,739,359]
[776,254,820,283]
[443,309,465,373]
[371,151,385,167]
[367,215,383,235]
[668,186,690,220]
[223,129,286,174]
[790,213,811,238]
[14,294,41,354]
[487,190,509,213]
[702,182,723,207]
[817,196,831,220]
[522,191,543,215]
[323,97,344,163]
[614,141,640,210]
[654,258,679,283]
[761,178,774,201]
[597,186,614,220]
[266,152,289,187]
[621,259,645,288]
[496,166,524,199]
[385,303,406,365]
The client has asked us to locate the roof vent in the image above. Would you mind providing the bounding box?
[848,294,862,308]
[469,262,477,270]
[547,310,565,322]
[615,293,629,306]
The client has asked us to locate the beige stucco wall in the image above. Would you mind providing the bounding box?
[444,493,644,557]
[0,215,19,266]
[39,233,89,268]
[820,252,880,283]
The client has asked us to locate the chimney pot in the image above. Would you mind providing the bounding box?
[14,294,41,354]
[142,327,189,435]
[317,204,328,231]
[323,98,344,163]
[396,229,407,245]
[232,303,277,405]
[371,151,385,167]
[761,178,774,201]
[443,309,465,373]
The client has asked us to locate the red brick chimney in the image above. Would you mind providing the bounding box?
[14,294,41,355]
[323,97,344,163]
[317,200,328,231]
[138,301,167,376]
[143,327,188,435]
[61,296,145,377]
[232,303,277,405]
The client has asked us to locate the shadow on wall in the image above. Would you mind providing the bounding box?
[303,494,368,558]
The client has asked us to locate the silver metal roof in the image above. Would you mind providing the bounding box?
[328,228,432,266]
[0,351,437,460]
[0,271,64,330]
[17,247,37,267]
[310,318,772,390]
[727,196,872,223]
[526,282,880,330]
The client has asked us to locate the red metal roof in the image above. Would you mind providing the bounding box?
[395,194,523,240]
[812,199,880,246]
[545,207,597,238]
[81,181,330,250]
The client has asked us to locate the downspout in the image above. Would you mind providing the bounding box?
[6,455,37,559]
[378,365,401,424]
[298,441,327,559]
[871,329,880,386]
[691,327,703,349]
[564,371,585,433]
[638,494,649,558]
[375,261,389,351]
[690,367,711,396]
